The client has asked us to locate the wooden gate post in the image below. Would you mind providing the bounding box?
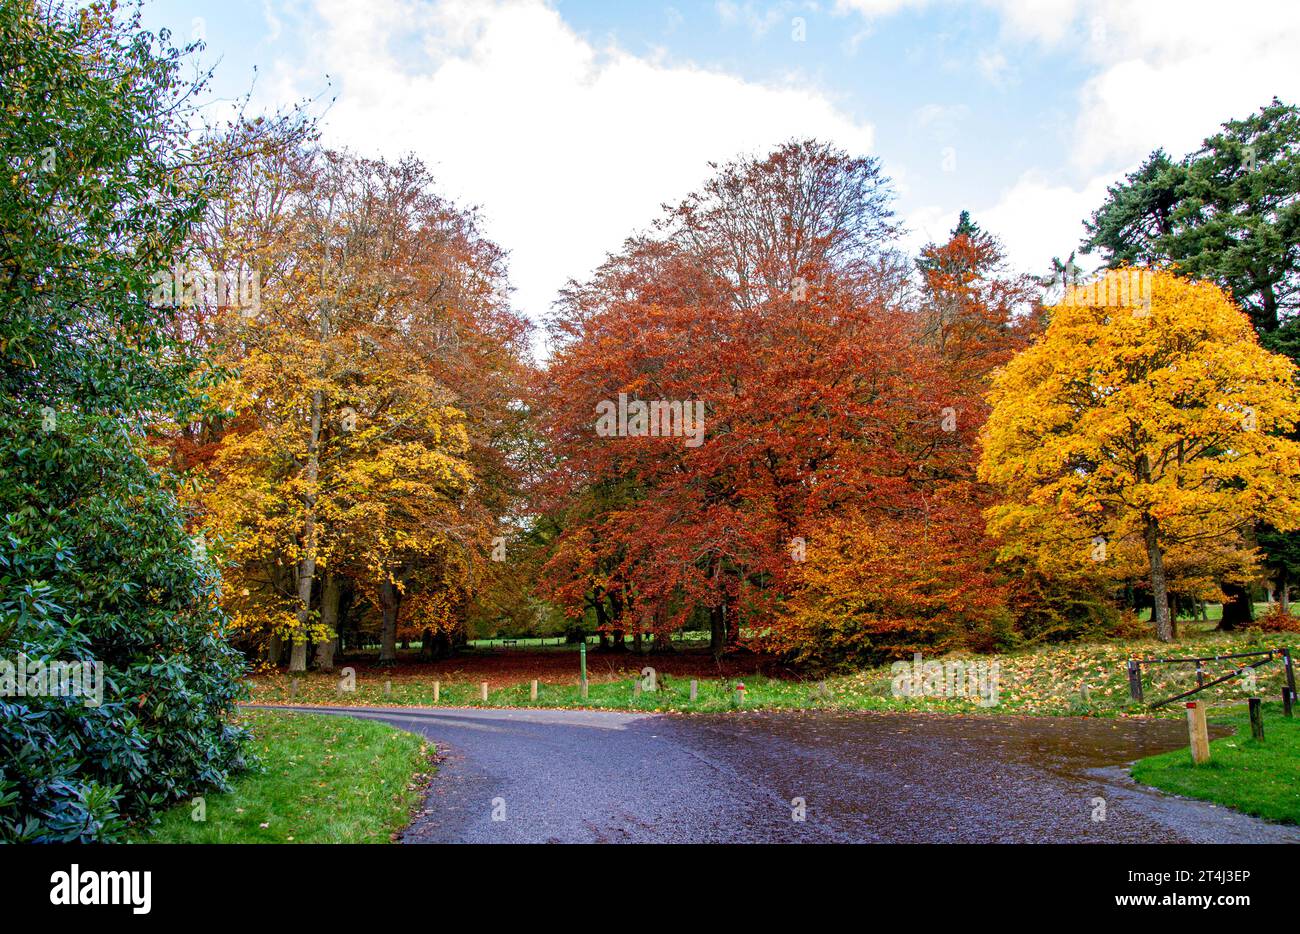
[1186,701,1210,765]
[1249,697,1265,741]
[1127,660,1144,702]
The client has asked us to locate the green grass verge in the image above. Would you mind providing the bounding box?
[251,630,1296,719]
[132,710,431,843]
[1131,701,1300,824]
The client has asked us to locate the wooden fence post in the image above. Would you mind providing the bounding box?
[1127,660,1144,703]
[433,680,440,703]
[480,681,488,702]
[1284,686,1294,718]
[1186,701,1210,764]
[1249,697,1265,741]
[689,679,698,702]
[530,680,538,701]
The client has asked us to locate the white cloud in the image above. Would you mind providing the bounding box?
[902,171,1112,285]
[978,171,1112,276]
[975,50,1011,87]
[841,0,1300,281]
[715,0,789,38]
[1060,0,1300,171]
[274,0,875,336]
[841,0,1300,170]
[900,203,954,256]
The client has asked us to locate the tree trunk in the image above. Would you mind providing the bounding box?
[1258,282,1279,333]
[710,604,727,657]
[289,387,323,672]
[1282,566,1291,614]
[379,577,400,663]
[267,631,283,667]
[1144,517,1174,642]
[594,596,610,650]
[1219,582,1254,630]
[314,572,341,671]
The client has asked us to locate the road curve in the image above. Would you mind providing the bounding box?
[250,705,1300,844]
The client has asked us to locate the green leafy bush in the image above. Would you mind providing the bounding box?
[0,417,248,841]
[0,1,249,840]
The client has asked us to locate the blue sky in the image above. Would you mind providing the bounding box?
[138,0,1300,338]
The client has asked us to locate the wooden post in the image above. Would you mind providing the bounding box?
[580,679,588,700]
[1284,686,1294,718]
[1195,660,1205,689]
[633,680,641,699]
[433,680,440,703]
[384,680,392,698]
[1283,648,1297,699]
[1249,697,1265,741]
[530,679,538,701]
[1186,701,1210,764]
[1127,660,1144,702]
[480,681,488,702]
[1079,683,1090,704]
[689,679,698,702]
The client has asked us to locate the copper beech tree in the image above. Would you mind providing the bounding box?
[541,143,1038,664]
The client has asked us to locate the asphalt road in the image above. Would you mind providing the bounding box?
[253,705,1300,843]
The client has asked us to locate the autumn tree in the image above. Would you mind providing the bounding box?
[182,143,531,668]
[541,143,995,661]
[980,269,1300,642]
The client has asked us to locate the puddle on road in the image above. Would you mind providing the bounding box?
[672,709,1213,775]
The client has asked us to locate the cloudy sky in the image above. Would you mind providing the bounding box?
[145,0,1300,337]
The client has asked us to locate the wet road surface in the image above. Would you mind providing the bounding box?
[253,705,1300,843]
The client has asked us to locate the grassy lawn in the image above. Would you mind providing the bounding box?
[250,628,1297,719]
[1132,701,1300,823]
[464,631,711,650]
[132,710,432,843]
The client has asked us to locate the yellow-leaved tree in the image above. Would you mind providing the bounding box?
[180,141,530,669]
[979,269,1300,642]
